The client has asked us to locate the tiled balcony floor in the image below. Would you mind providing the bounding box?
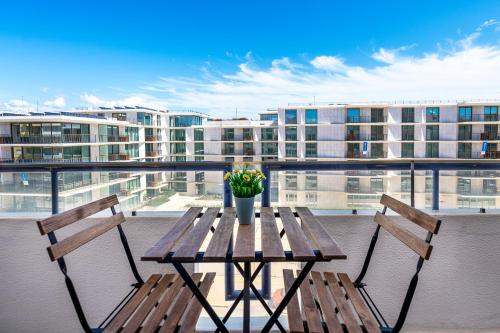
[1,213,500,332]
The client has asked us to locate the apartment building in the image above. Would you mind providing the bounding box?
[1,101,500,212]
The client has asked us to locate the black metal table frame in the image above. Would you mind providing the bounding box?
[158,226,331,333]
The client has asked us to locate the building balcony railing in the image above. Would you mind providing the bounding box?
[346,116,387,123]
[145,136,160,142]
[345,134,387,141]
[2,134,98,144]
[146,180,162,187]
[346,152,388,159]
[457,190,499,196]
[222,150,235,155]
[107,154,130,161]
[261,135,278,141]
[243,135,253,141]
[458,114,499,122]
[243,149,255,156]
[221,135,235,141]
[458,133,500,141]
[119,136,129,142]
[146,151,161,157]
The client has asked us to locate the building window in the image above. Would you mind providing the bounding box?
[459,106,472,122]
[170,143,186,154]
[305,109,318,124]
[458,125,472,140]
[262,142,278,155]
[483,179,497,194]
[402,107,415,123]
[346,178,360,193]
[371,126,384,140]
[285,109,297,124]
[370,178,384,192]
[285,127,297,141]
[305,143,317,157]
[346,125,360,140]
[243,142,253,155]
[347,108,360,123]
[169,115,203,127]
[401,143,414,158]
[347,143,360,158]
[194,128,204,141]
[194,142,204,155]
[371,108,384,122]
[223,128,234,141]
[458,142,472,158]
[484,106,498,121]
[286,192,297,203]
[426,107,440,122]
[223,143,235,155]
[402,125,414,141]
[285,175,298,190]
[457,178,471,194]
[305,126,317,141]
[260,113,278,123]
[426,142,439,158]
[401,177,411,192]
[261,128,278,141]
[483,124,498,140]
[426,125,439,141]
[243,128,253,140]
[305,175,318,190]
[370,143,384,158]
[285,143,297,157]
[170,129,186,141]
[306,192,318,204]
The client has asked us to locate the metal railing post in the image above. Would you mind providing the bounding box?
[432,168,439,211]
[261,164,271,207]
[410,161,415,208]
[223,164,233,208]
[51,170,59,214]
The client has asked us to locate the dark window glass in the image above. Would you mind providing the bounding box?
[402,108,415,123]
[426,125,439,140]
[305,109,317,124]
[285,143,297,157]
[401,143,414,158]
[426,107,440,122]
[402,125,414,140]
[347,108,360,123]
[426,142,439,158]
[285,109,297,124]
[305,126,317,140]
[285,127,297,141]
[459,106,472,122]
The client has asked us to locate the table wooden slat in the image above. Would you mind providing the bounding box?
[278,207,315,260]
[296,207,346,260]
[232,215,255,261]
[142,207,202,261]
[204,208,236,261]
[173,208,220,261]
[260,207,285,261]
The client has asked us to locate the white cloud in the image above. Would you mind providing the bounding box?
[43,97,65,109]
[310,56,347,72]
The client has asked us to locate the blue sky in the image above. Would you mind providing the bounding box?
[0,0,500,117]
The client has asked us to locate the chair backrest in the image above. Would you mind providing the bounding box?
[37,195,124,261]
[376,194,441,260]
[36,195,142,333]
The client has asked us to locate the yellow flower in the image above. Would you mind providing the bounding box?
[234,169,240,174]
[224,172,231,181]
[251,169,257,175]
[242,174,251,182]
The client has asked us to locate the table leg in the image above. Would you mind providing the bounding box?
[243,261,251,333]
[172,262,229,333]
[233,263,287,333]
[261,261,316,333]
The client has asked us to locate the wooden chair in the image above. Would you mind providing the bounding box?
[37,194,215,333]
[284,194,441,333]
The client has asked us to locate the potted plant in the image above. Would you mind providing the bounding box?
[224,166,266,224]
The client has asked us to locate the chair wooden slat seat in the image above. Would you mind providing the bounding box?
[37,195,216,333]
[105,272,215,333]
[285,194,441,333]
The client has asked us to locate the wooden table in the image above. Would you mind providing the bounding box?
[142,206,346,333]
